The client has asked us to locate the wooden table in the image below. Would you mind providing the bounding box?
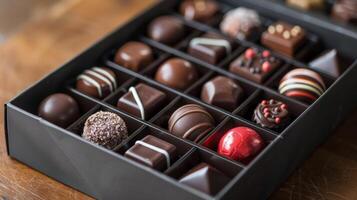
[1,0,356,199]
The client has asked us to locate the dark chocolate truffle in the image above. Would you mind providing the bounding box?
[76,67,118,99]
[179,163,230,195]
[309,49,341,78]
[82,111,128,149]
[201,76,244,111]
[332,0,357,24]
[38,93,80,128]
[253,99,289,130]
[117,83,167,120]
[147,16,185,45]
[261,22,306,57]
[155,58,198,90]
[188,32,235,64]
[179,0,219,22]
[114,41,154,72]
[124,135,177,171]
[220,7,261,40]
[279,68,326,104]
[229,48,281,83]
[168,104,215,142]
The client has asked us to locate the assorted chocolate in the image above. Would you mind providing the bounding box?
[220,7,261,40]
[261,21,306,57]
[114,41,154,72]
[179,0,219,23]
[76,67,118,99]
[201,76,244,111]
[155,58,198,90]
[279,68,326,104]
[217,127,265,162]
[287,0,324,10]
[124,135,177,171]
[229,48,281,83]
[168,104,215,143]
[82,111,128,149]
[309,49,341,78]
[38,93,80,128]
[188,32,235,64]
[147,16,186,45]
[332,0,357,24]
[253,99,290,131]
[179,162,230,195]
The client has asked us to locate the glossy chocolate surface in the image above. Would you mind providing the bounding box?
[253,99,290,130]
[147,16,186,45]
[179,0,219,22]
[309,49,341,78]
[124,135,177,171]
[117,83,167,120]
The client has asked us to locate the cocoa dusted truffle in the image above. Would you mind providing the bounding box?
[155,58,198,90]
[124,135,177,171]
[253,99,290,130]
[229,48,281,83]
[218,127,264,162]
[147,16,186,45]
[261,22,306,57]
[168,104,215,143]
[179,162,230,195]
[220,7,261,40]
[114,41,154,72]
[279,68,326,104]
[82,111,128,149]
[179,0,219,23]
[76,67,118,99]
[201,76,244,111]
[38,93,80,128]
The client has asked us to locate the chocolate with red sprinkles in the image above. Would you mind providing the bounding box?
[82,111,128,149]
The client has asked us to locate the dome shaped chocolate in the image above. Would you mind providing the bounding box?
[155,58,198,90]
[168,104,215,142]
[147,16,185,45]
[38,93,80,128]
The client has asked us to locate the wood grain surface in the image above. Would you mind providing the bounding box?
[0,0,356,199]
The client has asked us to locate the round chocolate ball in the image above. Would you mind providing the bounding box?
[155,58,198,90]
[147,16,185,45]
[168,104,215,142]
[38,93,80,128]
[114,41,154,72]
[180,0,219,22]
[82,111,128,149]
[201,76,244,111]
[278,68,326,104]
[253,99,289,131]
[76,67,118,99]
[217,127,264,162]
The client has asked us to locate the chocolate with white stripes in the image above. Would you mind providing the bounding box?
[279,68,326,104]
[76,67,118,99]
[124,135,177,171]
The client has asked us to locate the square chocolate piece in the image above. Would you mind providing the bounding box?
[124,135,177,171]
[188,32,235,64]
[229,48,281,83]
[261,21,306,57]
[179,162,230,195]
[117,83,166,120]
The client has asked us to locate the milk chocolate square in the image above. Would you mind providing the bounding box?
[124,135,177,171]
[261,21,306,57]
[117,83,166,120]
[229,48,282,83]
[188,32,235,64]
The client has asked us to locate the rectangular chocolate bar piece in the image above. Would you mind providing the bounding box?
[117,83,166,120]
[124,135,177,171]
[188,32,235,64]
[229,48,282,83]
[261,21,306,57]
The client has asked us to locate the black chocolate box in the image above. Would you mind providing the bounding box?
[4,0,357,199]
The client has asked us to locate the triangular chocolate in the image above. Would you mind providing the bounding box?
[309,49,340,78]
[179,163,230,195]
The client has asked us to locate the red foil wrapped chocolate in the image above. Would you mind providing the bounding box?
[217,127,264,162]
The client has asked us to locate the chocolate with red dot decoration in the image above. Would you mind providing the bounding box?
[229,48,281,83]
[253,99,290,130]
[217,127,264,162]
